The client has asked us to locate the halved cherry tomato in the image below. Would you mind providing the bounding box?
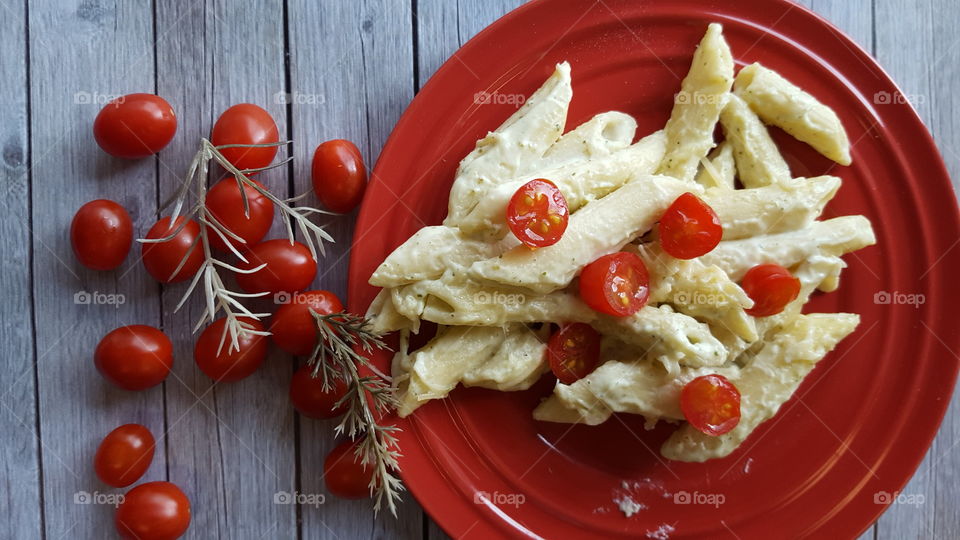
[741,264,801,317]
[235,239,316,295]
[579,252,650,317]
[658,192,722,259]
[324,440,375,499]
[94,325,173,391]
[94,424,155,488]
[194,317,269,382]
[141,216,204,283]
[204,177,275,252]
[506,179,569,248]
[115,481,191,540]
[290,364,349,419]
[210,104,279,172]
[93,93,177,159]
[270,290,344,356]
[70,199,133,270]
[680,374,741,436]
[311,139,367,213]
[547,323,601,384]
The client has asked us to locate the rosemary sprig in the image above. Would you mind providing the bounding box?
[306,311,404,515]
[138,139,334,351]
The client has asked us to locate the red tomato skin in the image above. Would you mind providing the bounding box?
[94,424,155,488]
[324,440,375,499]
[270,290,344,356]
[141,216,204,283]
[94,325,173,391]
[578,252,650,317]
[204,178,275,252]
[194,318,269,382]
[115,481,191,540]
[93,94,177,159]
[210,104,279,172]
[234,239,317,295]
[311,139,368,213]
[742,264,802,317]
[546,323,602,384]
[290,364,349,419]
[506,179,569,248]
[680,374,742,436]
[658,192,723,259]
[70,199,133,270]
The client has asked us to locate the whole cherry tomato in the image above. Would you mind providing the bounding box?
[741,264,801,317]
[204,177,275,252]
[270,290,344,356]
[234,239,316,295]
[93,94,177,159]
[506,179,569,248]
[547,323,601,384]
[324,440,375,499]
[94,325,173,391]
[658,192,723,259]
[680,374,741,436]
[311,139,367,213]
[290,364,349,419]
[141,216,205,283]
[578,252,650,317]
[115,481,191,540]
[70,199,132,270]
[94,424,155,488]
[194,317,269,382]
[210,104,279,172]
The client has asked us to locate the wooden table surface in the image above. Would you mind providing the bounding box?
[1,0,956,538]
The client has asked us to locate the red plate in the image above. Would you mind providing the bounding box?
[348,0,960,537]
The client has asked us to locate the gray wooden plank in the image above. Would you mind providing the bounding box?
[27,1,166,538]
[0,0,41,538]
[154,0,298,538]
[286,0,421,537]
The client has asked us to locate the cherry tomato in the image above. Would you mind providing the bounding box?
[579,252,650,317]
[270,290,344,356]
[290,364,349,419]
[324,440,375,499]
[210,104,279,172]
[94,424,155,488]
[506,179,569,248]
[70,199,132,270]
[658,192,722,259]
[94,325,173,391]
[115,481,191,540]
[234,239,316,295]
[547,323,601,384]
[680,374,741,436]
[205,177,275,252]
[93,94,177,159]
[741,264,801,317]
[194,317,269,382]
[311,139,368,213]
[142,216,204,283]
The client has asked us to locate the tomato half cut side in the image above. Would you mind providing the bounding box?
[506,179,569,248]
[547,323,602,384]
[680,374,741,436]
[659,192,723,259]
[579,251,650,317]
[741,263,801,317]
